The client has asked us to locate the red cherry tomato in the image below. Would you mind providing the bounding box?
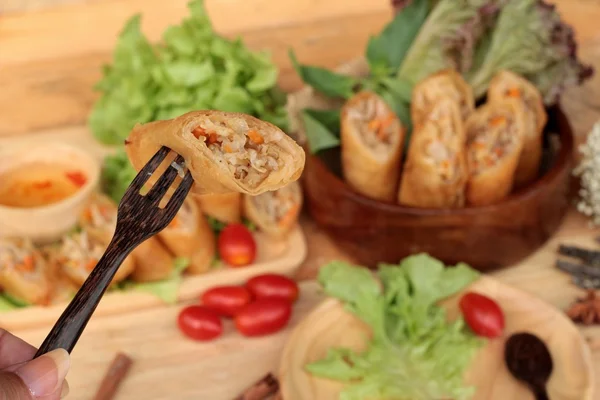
[246,274,299,303]
[201,285,253,317]
[234,298,292,337]
[459,292,505,338]
[218,224,257,267]
[177,305,223,341]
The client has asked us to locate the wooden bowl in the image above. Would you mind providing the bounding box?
[279,276,594,400]
[288,59,574,271]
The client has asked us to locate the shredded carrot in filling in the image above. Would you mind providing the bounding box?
[16,255,34,272]
[247,129,264,144]
[490,116,506,127]
[192,127,218,144]
[86,259,97,272]
[223,144,233,153]
[278,204,300,227]
[169,217,180,228]
[506,87,521,98]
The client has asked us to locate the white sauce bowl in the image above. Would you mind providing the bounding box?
[0,143,100,243]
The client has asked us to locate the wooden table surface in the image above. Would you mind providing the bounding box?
[3,0,600,398]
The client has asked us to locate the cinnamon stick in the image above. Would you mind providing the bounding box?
[233,373,280,400]
[92,352,134,400]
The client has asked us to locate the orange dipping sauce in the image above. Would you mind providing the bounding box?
[0,163,88,208]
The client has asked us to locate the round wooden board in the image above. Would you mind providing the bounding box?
[279,276,595,400]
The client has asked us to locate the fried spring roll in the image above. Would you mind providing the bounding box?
[340,91,405,202]
[488,70,547,188]
[398,100,468,208]
[55,230,135,287]
[79,192,117,236]
[125,111,305,196]
[465,99,526,206]
[243,181,303,239]
[0,238,51,305]
[411,69,475,126]
[129,237,175,282]
[195,193,242,224]
[158,198,216,275]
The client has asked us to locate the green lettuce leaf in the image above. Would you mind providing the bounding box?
[89,0,288,145]
[101,149,137,203]
[307,254,482,400]
[0,293,29,312]
[120,257,190,304]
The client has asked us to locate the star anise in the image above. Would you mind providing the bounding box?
[566,290,600,325]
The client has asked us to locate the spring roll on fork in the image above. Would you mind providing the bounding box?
[487,70,547,188]
[125,111,305,196]
[0,238,52,305]
[398,99,468,208]
[465,99,526,206]
[340,91,405,202]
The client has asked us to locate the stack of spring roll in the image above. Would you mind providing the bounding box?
[0,184,304,307]
[340,69,547,208]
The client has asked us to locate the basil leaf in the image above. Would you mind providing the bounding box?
[365,0,429,73]
[302,109,341,154]
[289,50,357,99]
[380,76,414,104]
[378,89,412,151]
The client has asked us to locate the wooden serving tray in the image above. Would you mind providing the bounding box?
[0,226,307,331]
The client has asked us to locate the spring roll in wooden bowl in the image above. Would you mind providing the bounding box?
[488,70,548,188]
[243,181,303,239]
[340,91,405,202]
[465,99,526,207]
[292,58,574,271]
[398,99,468,208]
[125,110,305,196]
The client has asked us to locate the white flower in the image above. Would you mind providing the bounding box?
[574,121,600,225]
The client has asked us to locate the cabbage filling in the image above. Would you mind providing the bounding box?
[58,231,105,274]
[0,239,41,277]
[192,118,283,186]
[346,97,398,154]
[251,184,300,227]
[468,109,518,175]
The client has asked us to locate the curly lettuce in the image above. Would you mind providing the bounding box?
[90,0,288,145]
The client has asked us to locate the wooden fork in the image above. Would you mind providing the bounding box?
[34,146,193,357]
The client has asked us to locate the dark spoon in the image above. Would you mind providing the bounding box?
[505,332,553,400]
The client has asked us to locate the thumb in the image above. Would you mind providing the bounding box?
[0,349,70,400]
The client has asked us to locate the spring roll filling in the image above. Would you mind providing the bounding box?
[58,231,105,273]
[468,111,518,175]
[191,118,284,187]
[82,203,117,231]
[0,239,43,280]
[415,78,471,121]
[346,96,399,154]
[167,200,195,232]
[503,86,542,134]
[251,186,300,227]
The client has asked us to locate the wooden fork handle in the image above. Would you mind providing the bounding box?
[34,239,134,357]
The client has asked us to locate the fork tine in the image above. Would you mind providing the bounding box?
[164,171,194,217]
[145,154,185,204]
[127,146,171,192]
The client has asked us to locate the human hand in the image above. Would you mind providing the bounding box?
[0,329,70,399]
